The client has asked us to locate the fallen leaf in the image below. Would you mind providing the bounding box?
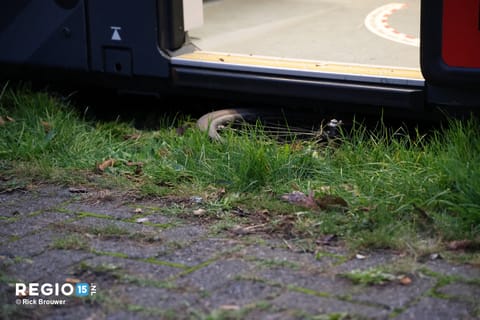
[319,185,332,193]
[355,254,367,260]
[315,195,348,210]
[341,184,361,197]
[17,290,29,298]
[126,161,143,175]
[219,305,240,311]
[134,208,143,214]
[429,253,442,260]
[447,239,480,251]
[399,276,412,285]
[41,121,52,133]
[6,116,15,122]
[193,209,207,216]
[316,234,338,245]
[65,278,81,284]
[0,116,5,126]
[280,190,318,210]
[126,161,143,167]
[97,159,115,172]
[68,187,88,194]
[231,223,268,235]
[359,206,376,212]
[123,133,141,140]
[136,217,149,223]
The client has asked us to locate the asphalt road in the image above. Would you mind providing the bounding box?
[189,0,420,68]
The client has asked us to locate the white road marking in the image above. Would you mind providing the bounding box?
[364,3,419,47]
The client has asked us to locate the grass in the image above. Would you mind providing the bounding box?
[340,268,397,286]
[1,84,479,250]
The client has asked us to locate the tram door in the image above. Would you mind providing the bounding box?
[421,0,480,107]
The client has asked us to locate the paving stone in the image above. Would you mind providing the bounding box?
[111,284,200,310]
[138,213,175,225]
[177,259,257,291]
[349,277,436,310]
[245,310,302,320]
[1,212,74,237]
[159,225,207,244]
[81,255,183,281]
[239,244,338,270]
[437,282,480,302]
[332,251,397,273]
[1,230,68,258]
[159,238,242,266]
[393,297,476,320]
[425,260,480,281]
[258,267,352,297]
[70,217,158,234]
[42,306,106,320]
[106,311,153,320]
[65,202,138,220]
[7,250,93,283]
[272,291,390,319]
[0,186,73,218]
[202,279,283,309]
[90,239,162,259]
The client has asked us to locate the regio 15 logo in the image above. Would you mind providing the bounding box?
[16,282,97,297]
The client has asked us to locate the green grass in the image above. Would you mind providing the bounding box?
[340,268,397,286]
[1,85,479,250]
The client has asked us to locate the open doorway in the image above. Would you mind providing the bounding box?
[188,0,420,69]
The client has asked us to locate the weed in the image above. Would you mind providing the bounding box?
[51,234,90,250]
[341,268,397,286]
[256,259,300,270]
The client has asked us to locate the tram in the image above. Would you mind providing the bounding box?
[0,0,479,113]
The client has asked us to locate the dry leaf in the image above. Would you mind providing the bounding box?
[136,217,149,223]
[447,239,480,251]
[341,184,361,197]
[123,133,141,140]
[355,254,367,260]
[6,116,14,122]
[280,190,318,210]
[429,253,442,260]
[68,187,88,194]
[316,234,338,245]
[97,159,115,172]
[315,195,348,210]
[41,121,52,133]
[219,305,240,311]
[231,223,268,235]
[0,116,5,126]
[399,276,412,285]
[126,161,143,167]
[319,185,332,193]
[193,209,206,216]
[65,278,81,284]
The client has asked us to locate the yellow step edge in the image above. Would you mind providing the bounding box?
[176,51,424,80]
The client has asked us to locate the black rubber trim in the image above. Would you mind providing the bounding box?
[172,67,425,109]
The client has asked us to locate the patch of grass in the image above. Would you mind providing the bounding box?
[90,224,131,238]
[256,259,300,270]
[340,268,397,286]
[51,234,90,250]
[2,86,480,249]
